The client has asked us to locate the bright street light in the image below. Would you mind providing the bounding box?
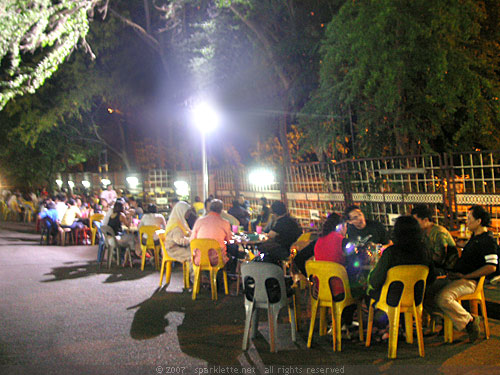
[101,178,111,187]
[82,180,91,189]
[126,176,139,189]
[174,180,189,197]
[249,169,275,186]
[191,101,219,202]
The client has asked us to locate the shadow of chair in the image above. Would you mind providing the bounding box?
[241,262,296,352]
[365,265,429,359]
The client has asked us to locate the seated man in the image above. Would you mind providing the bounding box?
[38,202,61,244]
[60,198,84,245]
[425,205,498,342]
[228,199,251,230]
[411,204,458,274]
[190,199,238,264]
[344,205,389,245]
[251,197,270,231]
[260,201,302,263]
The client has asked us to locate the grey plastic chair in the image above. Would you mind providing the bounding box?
[100,225,132,269]
[241,262,297,352]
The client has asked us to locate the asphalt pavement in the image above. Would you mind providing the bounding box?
[1,222,500,375]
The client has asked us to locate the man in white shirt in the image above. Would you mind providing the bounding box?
[55,194,68,223]
[100,185,117,205]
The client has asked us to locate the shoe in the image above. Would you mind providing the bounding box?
[465,316,480,343]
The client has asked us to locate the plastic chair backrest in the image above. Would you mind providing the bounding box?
[376,265,429,312]
[158,231,175,261]
[461,275,486,301]
[306,260,354,303]
[290,232,313,253]
[241,262,288,309]
[100,225,118,248]
[90,213,105,229]
[190,238,225,268]
[139,225,161,247]
[296,232,312,243]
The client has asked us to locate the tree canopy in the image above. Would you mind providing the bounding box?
[299,0,500,157]
[0,0,104,111]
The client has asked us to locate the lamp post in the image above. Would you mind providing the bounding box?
[191,102,219,202]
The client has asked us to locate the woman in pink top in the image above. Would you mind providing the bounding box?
[314,213,346,263]
[313,213,347,299]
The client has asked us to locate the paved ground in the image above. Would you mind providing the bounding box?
[1,222,500,375]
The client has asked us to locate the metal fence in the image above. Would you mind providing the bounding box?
[214,150,500,233]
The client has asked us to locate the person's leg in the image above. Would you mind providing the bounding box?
[435,278,477,331]
[292,240,316,276]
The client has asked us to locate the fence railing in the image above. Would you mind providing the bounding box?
[214,150,500,233]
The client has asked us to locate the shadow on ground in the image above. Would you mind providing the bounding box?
[129,285,246,365]
[41,261,155,283]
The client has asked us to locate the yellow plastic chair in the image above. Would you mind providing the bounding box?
[21,200,35,222]
[306,260,364,352]
[89,214,105,245]
[190,239,229,301]
[0,200,10,221]
[158,232,190,289]
[442,276,489,343]
[139,225,162,271]
[366,265,429,359]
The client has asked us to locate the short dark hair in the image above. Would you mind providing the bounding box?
[271,201,287,216]
[68,198,76,206]
[209,199,223,214]
[344,205,360,219]
[232,199,240,208]
[260,197,268,205]
[147,204,158,213]
[410,204,432,221]
[469,205,491,227]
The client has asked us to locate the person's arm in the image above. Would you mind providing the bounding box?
[448,265,496,280]
[119,212,131,228]
[367,248,391,294]
[170,227,190,247]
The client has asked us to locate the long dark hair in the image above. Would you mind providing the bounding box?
[392,216,425,253]
[321,213,342,237]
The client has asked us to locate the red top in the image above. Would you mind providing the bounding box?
[314,231,346,296]
[314,231,345,264]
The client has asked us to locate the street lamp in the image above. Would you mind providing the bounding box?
[191,102,219,202]
[249,168,275,186]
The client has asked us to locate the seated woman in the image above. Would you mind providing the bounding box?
[163,201,192,264]
[367,215,435,300]
[366,215,435,339]
[107,200,137,254]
